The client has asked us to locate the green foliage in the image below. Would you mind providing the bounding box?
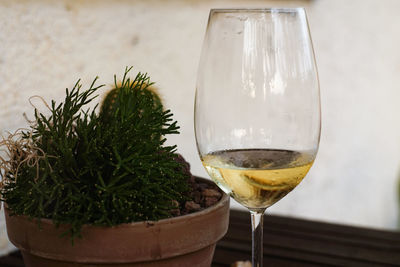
[1,67,190,240]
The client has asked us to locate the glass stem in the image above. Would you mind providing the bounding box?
[250,210,265,267]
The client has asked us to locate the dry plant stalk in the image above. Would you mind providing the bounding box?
[0,95,53,191]
[0,130,46,188]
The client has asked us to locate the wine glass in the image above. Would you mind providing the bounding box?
[195,8,320,267]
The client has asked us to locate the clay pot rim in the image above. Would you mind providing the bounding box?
[5,177,228,229]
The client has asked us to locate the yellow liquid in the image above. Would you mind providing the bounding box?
[202,149,314,211]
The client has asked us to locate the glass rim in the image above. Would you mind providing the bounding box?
[210,7,305,14]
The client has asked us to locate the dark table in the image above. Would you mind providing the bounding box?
[1,209,399,266]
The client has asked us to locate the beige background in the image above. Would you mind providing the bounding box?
[0,0,400,255]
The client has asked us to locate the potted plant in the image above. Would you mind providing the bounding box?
[0,67,229,267]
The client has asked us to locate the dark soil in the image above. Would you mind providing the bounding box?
[171,154,223,217]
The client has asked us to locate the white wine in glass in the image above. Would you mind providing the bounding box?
[195,8,320,267]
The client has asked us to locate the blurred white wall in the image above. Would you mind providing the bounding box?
[0,0,400,256]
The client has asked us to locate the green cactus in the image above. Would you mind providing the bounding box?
[99,77,162,125]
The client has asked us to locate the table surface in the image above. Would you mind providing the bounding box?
[1,209,400,266]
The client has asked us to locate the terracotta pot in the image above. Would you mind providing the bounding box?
[5,178,230,267]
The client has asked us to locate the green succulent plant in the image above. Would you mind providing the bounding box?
[0,67,191,240]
